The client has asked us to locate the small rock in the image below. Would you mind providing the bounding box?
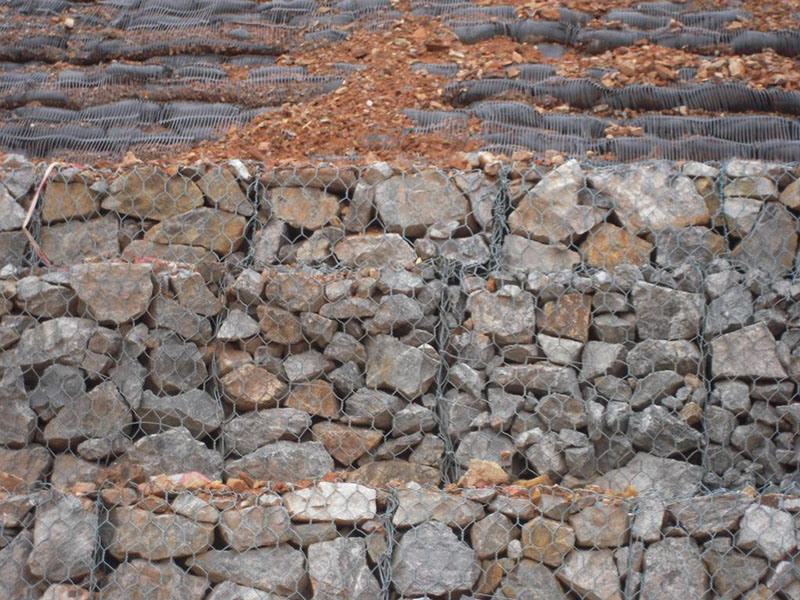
[467,287,536,345]
[334,233,416,268]
[471,512,518,559]
[219,505,292,551]
[40,217,120,266]
[136,389,222,438]
[284,482,376,524]
[538,292,591,342]
[222,408,311,456]
[737,504,797,562]
[521,516,575,566]
[502,234,580,274]
[366,335,439,399]
[627,340,701,377]
[627,405,702,456]
[221,363,287,411]
[312,421,383,466]
[218,309,260,341]
[271,186,339,230]
[145,208,246,254]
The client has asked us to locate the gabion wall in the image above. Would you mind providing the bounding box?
[0,154,799,599]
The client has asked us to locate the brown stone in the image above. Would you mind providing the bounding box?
[257,305,303,345]
[285,380,340,418]
[580,223,654,269]
[345,459,441,489]
[270,186,339,230]
[221,364,286,411]
[145,208,246,254]
[521,516,576,567]
[40,217,120,266]
[263,267,328,312]
[312,422,383,466]
[103,507,214,560]
[103,167,204,220]
[70,262,153,325]
[196,166,254,216]
[42,180,98,223]
[538,293,591,342]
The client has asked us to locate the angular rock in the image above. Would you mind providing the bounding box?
[270,186,339,230]
[0,367,36,447]
[345,459,441,489]
[370,294,424,333]
[283,482,376,524]
[490,363,580,396]
[218,309,260,341]
[103,507,213,560]
[283,350,333,383]
[536,394,587,432]
[654,226,726,268]
[219,505,292,551]
[70,262,153,324]
[149,341,207,394]
[285,380,340,419]
[627,340,701,377]
[627,405,701,456]
[224,441,333,482]
[0,445,51,490]
[711,322,787,379]
[733,202,798,276]
[633,282,704,340]
[569,503,630,548]
[705,285,753,337]
[737,504,796,562]
[28,494,97,583]
[502,234,580,273]
[197,166,253,215]
[724,177,777,200]
[580,223,654,269]
[15,276,76,318]
[136,389,222,437]
[104,167,204,220]
[312,422,382,466]
[454,430,515,472]
[145,208,246,254]
[114,427,223,480]
[44,380,131,450]
[702,539,769,600]
[641,537,708,600]
[467,287,536,345]
[581,342,627,381]
[318,297,378,319]
[521,516,575,566]
[557,549,622,600]
[630,371,685,409]
[495,558,566,599]
[40,216,120,266]
[308,538,381,599]
[723,196,762,237]
[102,559,207,600]
[0,531,35,598]
[393,487,484,529]
[538,293,591,342]
[366,335,439,399]
[471,512,518,559]
[222,408,310,456]
[257,305,303,345]
[589,163,709,233]
[0,186,27,230]
[538,333,584,365]
[334,233,416,268]
[374,171,469,237]
[520,428,566,478]
[510,160,602,243]
[594,453,703,497]
[221,363,286,411]
[392,521,480,597]
[187,547,308,596]
[668,492,752,537]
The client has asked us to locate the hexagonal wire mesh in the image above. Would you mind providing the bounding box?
[0,156,799,599]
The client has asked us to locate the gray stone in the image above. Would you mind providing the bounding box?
[308,538,381,599]
[467,287,536,345]
[146,296,212,342]
[102,559,208,600]
[569,503,630,548]
[706,406,736,445]
[224,441,333,482]
[537,333,584,365]
[490,363,580,396]
[323,332,366,365]
[222,408,311,456]
[592,313,636,344]
[557,549,622,600]
[374,171,469,237]
[454,431,516,471]
[114,427,223,479]
[288,523,338,548]
[0,445,51,490]
[486,388,524,431]
[15,277,76,318]
[144,208,246,254]
[392,404,436,436]
[171,270,225,317]
[136,389,222,437]
[366,335,439,399]
[0,367,36,447]
[219,505,293,551]
[109,357,146,410]
[520,428,566,478]
[409,434,445,466]
[536,394,587,431]
[369,295,425,333]
[392,521,480,597]
[312,421,382,466]
[501,234,580,274]
[494,558,566,599]
[581,342,627,381]
[206,582,284,600]
[668,492,752,537]
[377,266,425,296]
[172,493,219,524]
[283,350,333,383]
[702,538,769,600]
[103,507,213,560]
[187,547,308,597]
[0,531,35,598]
[471,512,518,559]
[28,494,97,583]
[149,341,207,394]
[733,202,798,276]
[737,504,797,562]
[345,388,405,429]
[520,516,575,566]
[40,217,120,266]
[632,497,666,543]
[633,282,704,340]
[345,459,441,489]
[1,317,111,370]
[50,454,103,491]
[77,433,131,461]
[712,322,787,379]
[641,537,708,600]
[218,309,260,341]
[627,340,701,377]
[594,453,703,497]
[70,262,153,324]
[44,380,131,450]
[654,226,726,268]
[705,285,753,337]
[300,313,337,347]
[588,163,709,233]
[393,488,484,528]
[627,405,701,456]
[713,380,751,415]
[724,176,777,200]
[334,233,416,268]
